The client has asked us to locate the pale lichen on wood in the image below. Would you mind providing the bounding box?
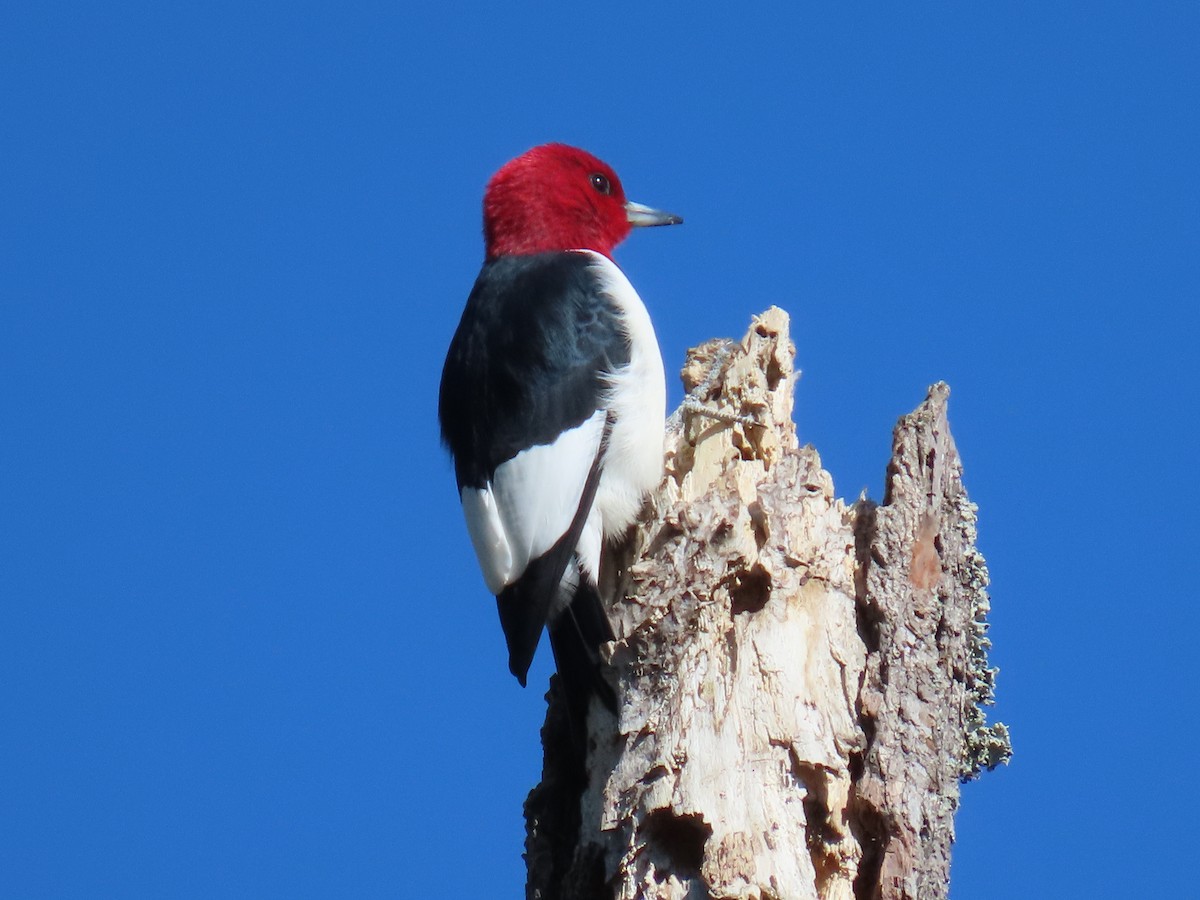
[525,309,1009,900]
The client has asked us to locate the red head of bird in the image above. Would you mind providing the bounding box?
[483,143,681,260]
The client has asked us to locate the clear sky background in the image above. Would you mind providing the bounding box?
[3,3,1197,897]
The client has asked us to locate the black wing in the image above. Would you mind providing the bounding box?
[438,252,630,491]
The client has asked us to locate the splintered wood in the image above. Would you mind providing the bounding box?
[525,308,1008,900]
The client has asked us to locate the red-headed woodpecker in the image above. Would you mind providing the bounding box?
[439,143,681,716]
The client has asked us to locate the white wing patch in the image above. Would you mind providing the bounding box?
[460,411,605,594]
[460,487,512,595]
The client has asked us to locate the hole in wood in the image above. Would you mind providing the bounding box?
[730,564,771,615]
[644,809,712,877]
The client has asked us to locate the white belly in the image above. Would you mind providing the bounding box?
[583,251,667,538]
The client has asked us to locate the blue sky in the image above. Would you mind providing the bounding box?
[3,2,1197,897]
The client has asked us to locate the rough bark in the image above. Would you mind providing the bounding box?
[525,309,1010,900]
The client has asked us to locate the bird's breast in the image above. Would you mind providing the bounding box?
[581,252,667,537]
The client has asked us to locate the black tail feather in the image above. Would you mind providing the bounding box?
[547,579,617,717]
[496,531,579,686]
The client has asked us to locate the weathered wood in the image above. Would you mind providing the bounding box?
[852,382,1010,900]
[524,309,1009,900]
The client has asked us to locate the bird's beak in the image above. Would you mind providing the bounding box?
[626,201,683,228]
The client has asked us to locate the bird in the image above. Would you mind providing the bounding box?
[438,143,681,721]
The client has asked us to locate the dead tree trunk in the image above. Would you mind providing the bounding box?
[525,309,1010,900]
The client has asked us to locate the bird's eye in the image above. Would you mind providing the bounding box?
[590,173,611,195]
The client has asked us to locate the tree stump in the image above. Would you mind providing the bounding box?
[525,308,1010,900]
